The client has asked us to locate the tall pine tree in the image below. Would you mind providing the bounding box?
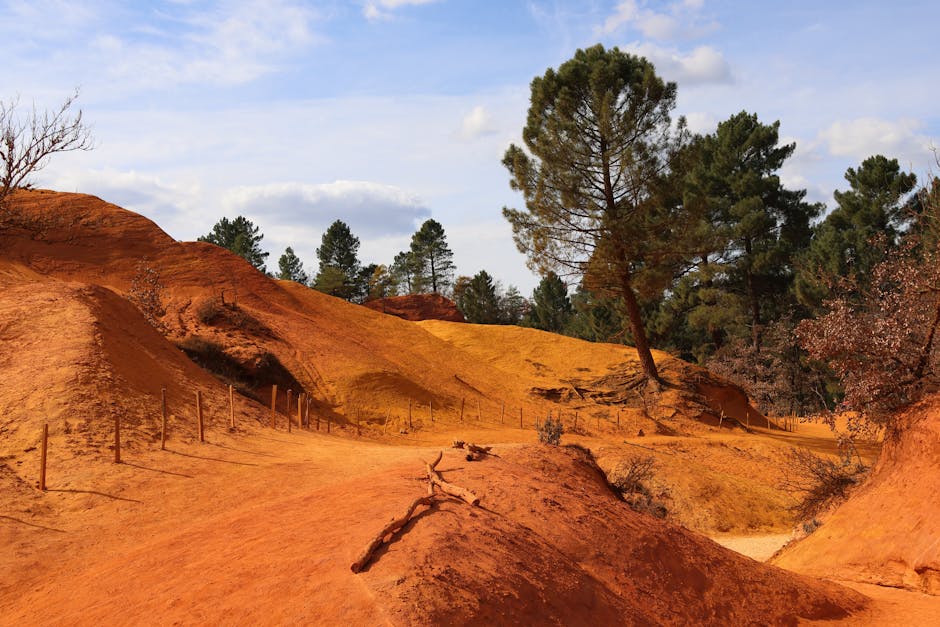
[409,219,455,294]
[313,220,362,300]
[199,216,270,272]
[796,155,917,309]
[277,246,309,284]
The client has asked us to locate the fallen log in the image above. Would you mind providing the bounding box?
[351,451,480,573]
[426,451,480,506]
[350,483,434,574]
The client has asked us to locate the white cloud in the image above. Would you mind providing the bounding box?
[457,105,497,141]
[221,181,431,238]
[683,111,717,134]
[44,167,206,237]
[599,0,714,40]
[363,0,440,21]
[626,42,731,85]
[818,117,934,162]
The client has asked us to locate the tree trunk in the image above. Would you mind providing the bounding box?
[621,270,660,383]
[744,238,761,352]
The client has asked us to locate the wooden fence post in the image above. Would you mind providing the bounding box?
[161,387,167,450]
[229,385,235,429]
[460,398,465,422]
[616,408,621,429]
[519,407,523,429]
[287,390,293,433]
[408,399,413,430]
[271,384,278,429]
[39,423,48,491]
[429,401,433,424]
[114,415,121,464]
[574,412,579,431]
[196,390,204,442]
[298,393,304,429]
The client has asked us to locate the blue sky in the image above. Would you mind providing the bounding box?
[2,0,938,293]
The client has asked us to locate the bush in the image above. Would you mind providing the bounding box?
[537,414,564,445]
[195,296,272,336]
[609,455,668,519]
[781,447,868,520]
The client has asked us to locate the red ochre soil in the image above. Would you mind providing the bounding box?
[773,395,940,595]
[0,189,936,624]
[363,293,466,322]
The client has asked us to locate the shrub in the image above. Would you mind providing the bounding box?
[781,447,868,520]
[195,296,272,336]
[128,258,165,330]
[537,414,564,445]
[608,455,668,519]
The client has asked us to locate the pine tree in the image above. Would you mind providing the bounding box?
[199,216,270,272]
[456,270,501,324]
[680,111,820,353]
[391,250,420,294]
[525,273,573,333]
[313,220,362,300]
[503,44,698,383]
[499,285,528,324]
[796,155,917,310]
[277,246,309,284]
[409,219,456,293]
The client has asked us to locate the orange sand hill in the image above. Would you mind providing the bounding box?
[0,189,765,441]
[773,396,940,594]
[0,433,867,625]
[364,293,465,322]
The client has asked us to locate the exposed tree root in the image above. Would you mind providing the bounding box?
[350,451,480,573]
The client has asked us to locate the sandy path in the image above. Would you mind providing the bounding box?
[711,533,792,561]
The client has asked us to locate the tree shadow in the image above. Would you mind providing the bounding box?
[164,449,258,467]
[205,441,277,457]
[251,434,305,446]
[0,515,66,533]
[46,489,142,503]
[121,461,194,478]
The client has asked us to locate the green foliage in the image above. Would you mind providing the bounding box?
[277,246,309,284]
[314,220,362,301]
[365,264,397,301]
[391,250,420,294]
[499,285,528,324]
[679,111,820,354]
[456,270,501,324]
[503,44,697,382]
[408,219,455,293]
[796,155,917,310]
[525,272,573,333]
[565,287,624,343]
[199,216,270,272]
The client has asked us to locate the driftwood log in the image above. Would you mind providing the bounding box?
[452,440,493,461]
[350,451,479,573]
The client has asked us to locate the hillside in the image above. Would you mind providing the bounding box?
[773,396,940,594]
[0,190,765,446]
